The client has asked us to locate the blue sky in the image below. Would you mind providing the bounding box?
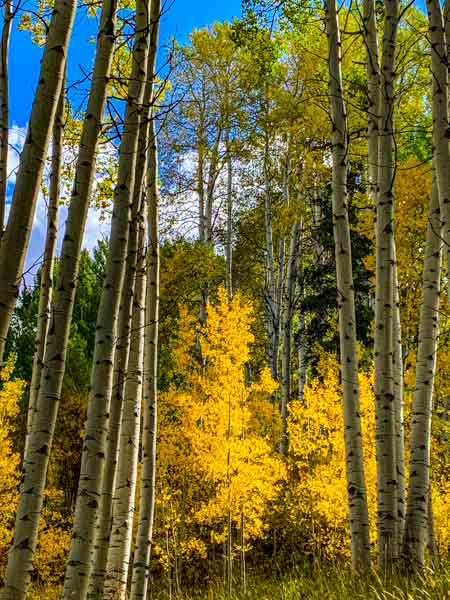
[7,0,242,280]
[10,0,243,130]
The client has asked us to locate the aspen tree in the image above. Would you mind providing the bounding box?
[0,0,12,231]
[226,128,233,301]
[104,221,146,599]
[62,0,152,592]
[392,249,405,543]
[131,4,161,591]
[25,82,65,458]
[427,0,450,297]
[130,116,159,598]
[88,211,139,594]
[403,179,441,568]
[363,0,404,557]
[325,0,371,568]
[362,0,380,202]
[296,223,306,403]
[0,0,76,362]
[1,2,117,595]
[374,0,400,564]
[280,221,300,454]
[90,46,156,590]
[263,131,280,381]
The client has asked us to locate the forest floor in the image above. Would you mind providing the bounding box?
[29,564,450,599]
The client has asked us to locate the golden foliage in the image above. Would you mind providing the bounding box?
[155,288,285,567]
[0,357,23,573]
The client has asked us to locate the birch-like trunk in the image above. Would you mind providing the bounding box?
[362,0,380,201]
[24,81,65,458]
[263,132,278,381]
[325,0,371,568]
[280,222,300,454]
[392,245,405,543]
[403,183,442,567]
[1,4,117,596]
[0,0,12,231]
[226,128,233,302]
[130,26,161,588]
[104,222,146,599]
[297,310,307,402]
[427,493,438,567]
[62,1,151,595]
[0,0,75,363]
[427,0,450,300]
[296,222,306,403]
[374,0,399,565]
[88,208,140,594]
[89,54,154,590]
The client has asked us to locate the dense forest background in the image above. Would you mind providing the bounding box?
[0,0,448,598]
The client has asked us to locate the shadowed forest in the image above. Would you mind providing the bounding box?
[0,0,449,598]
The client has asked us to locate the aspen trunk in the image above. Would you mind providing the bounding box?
[392,245,405,544]
[427,0,450,301]
[1,3,117,596]
[297,309,306,403]
[280,222,300,454]
[62,1,151,595]
[24,81,65,458]
[130,20,161,586]
[0,0,76,363]
[403,179,442,568]
[427,492,438,568]
[0,0,12,231]
[88,208,140,594]
[362,0,380,202]
[263,132,278,381]
[104,222,146,599]
[198,139,206,243]
[374,0,399,565]
[325,0,371,568]
[296,223,306,403]
[89,56,154,590]
[226,128,233,302]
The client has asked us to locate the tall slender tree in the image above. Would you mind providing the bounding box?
[104,220,146,599]
[1,2,117,595]
[373,0,400,565]
[403,178,442,568]
[130,5,161,594]
[325,0,371,569]
[280,222,299,454]
[62,0,153,593]
[24,80,65,458]
[0,0,12,232]
[0,0,76,362]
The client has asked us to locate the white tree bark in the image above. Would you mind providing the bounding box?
[280,222,300,454]
[130,4,161,585]
[263,131,279,382]
[403,178,441,568]
[374,0,399,565]
[0,0,76,363]
[392,245,405,544]
[104,221,146,599]
[427,0,450,299]
[24,81,65,458]
[62,1,152,595]
[0,0,12,232]
[1,3,117,596]
[325,0,371,568]
[130,121,159,598]
[226,128,233,302]
[88,210,139,594]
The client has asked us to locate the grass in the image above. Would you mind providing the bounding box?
[28,565,450,599]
